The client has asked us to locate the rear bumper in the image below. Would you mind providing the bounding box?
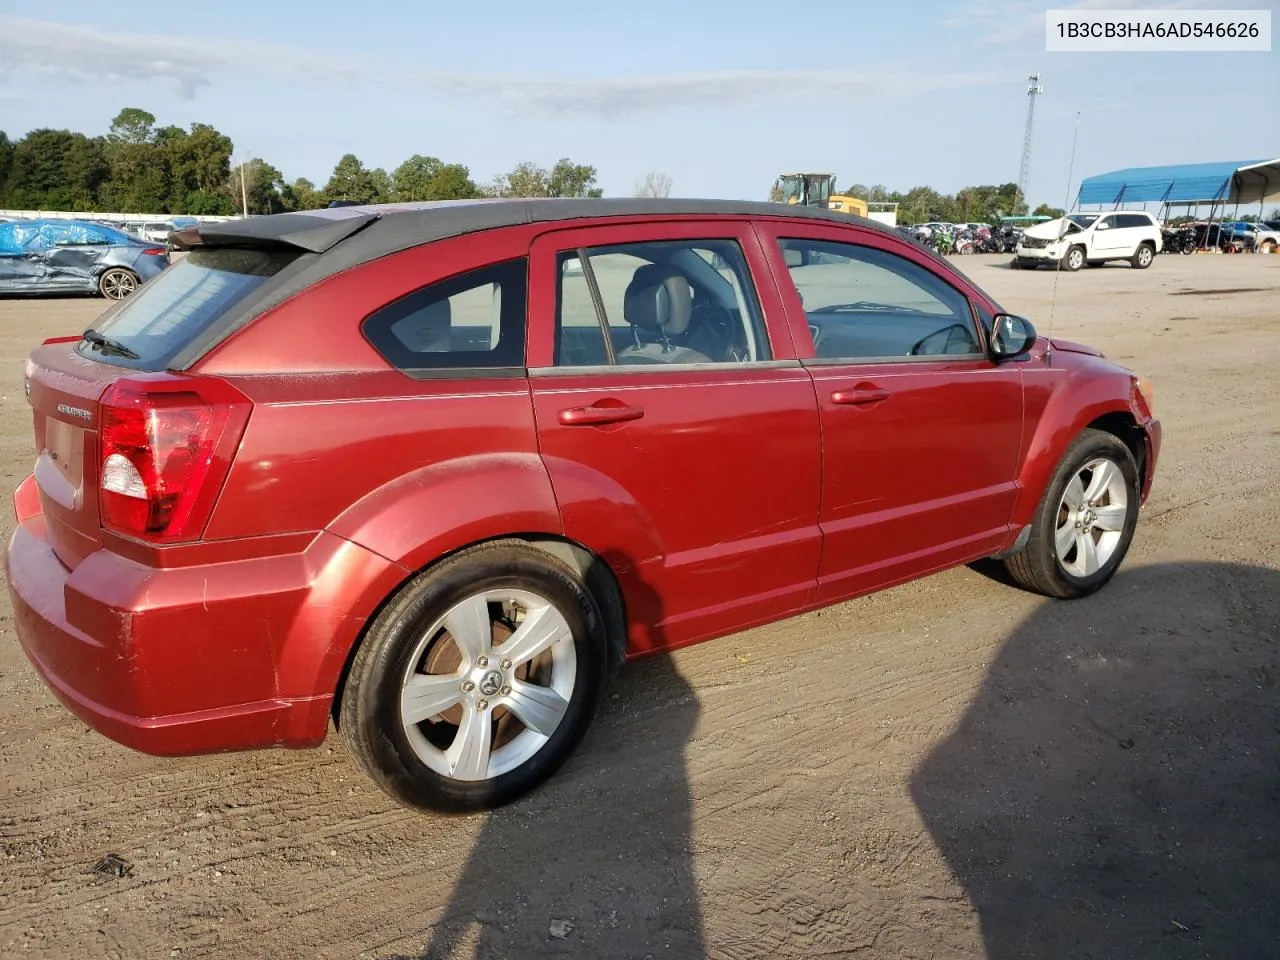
[6,474,406,757]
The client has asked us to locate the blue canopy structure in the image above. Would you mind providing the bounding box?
[1077,159,1280,207]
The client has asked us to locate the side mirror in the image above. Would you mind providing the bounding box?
[1095,221,1110,230]
[783,248,804,268]
[989,313,1037,360]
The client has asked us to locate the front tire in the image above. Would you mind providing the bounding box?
[1063,246,1085,271]
[338,541,607,813]
[1002,428,1140,600]
[98,268,138,300]
[1131,243,1155,269]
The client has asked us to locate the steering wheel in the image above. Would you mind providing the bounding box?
[689,297,741,361]
[909,323,974,357]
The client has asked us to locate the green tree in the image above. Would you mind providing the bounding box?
[391,155,481,201]
[159,122,234,213]
[3,129,109,210]
[369,167,393,203]
[0,131,13,201]
[486,158,603,199]
[322,153,379,203]
[282,177,321,211]
[108,107,156,145]
[228,159,292,214]
[101,140,169,212]
[547,158,603,198]
[1032,202,1065,218]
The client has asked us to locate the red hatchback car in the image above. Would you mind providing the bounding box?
[7,199,1160,812]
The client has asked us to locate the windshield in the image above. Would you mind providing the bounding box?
[1066,214,1098,228]
[76,247,300,370]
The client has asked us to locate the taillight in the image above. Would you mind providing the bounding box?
[98,379,251,542]
[141,248,167,256]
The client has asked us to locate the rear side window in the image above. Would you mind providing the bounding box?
[362,258,527,376]
[78,248,300,370]
[1118,214,1152,229]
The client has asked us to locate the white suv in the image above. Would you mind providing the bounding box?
[1014,211,1163,271]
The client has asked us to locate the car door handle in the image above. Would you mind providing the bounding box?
[831,387,891,406]
[558,403,645,426]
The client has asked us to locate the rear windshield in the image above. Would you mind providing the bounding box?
[78,248,299,370]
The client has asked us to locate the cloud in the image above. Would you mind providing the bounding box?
[0,15,1013,117]
[944,0,1238,46]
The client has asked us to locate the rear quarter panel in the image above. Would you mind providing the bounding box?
[197,225,559,559]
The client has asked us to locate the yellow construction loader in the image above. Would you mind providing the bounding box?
[773,173,868,218]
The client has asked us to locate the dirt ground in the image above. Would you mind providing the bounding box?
[1,252,1277,959]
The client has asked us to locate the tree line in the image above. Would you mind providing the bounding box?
[0,107,606,215]
[0,105,1089,222]
[813,179,1063,225]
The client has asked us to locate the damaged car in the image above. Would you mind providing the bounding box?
[0,219,170,300]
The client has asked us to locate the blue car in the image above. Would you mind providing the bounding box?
[0,219,171,300]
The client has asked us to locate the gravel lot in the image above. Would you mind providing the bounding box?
[1,252,1277,959]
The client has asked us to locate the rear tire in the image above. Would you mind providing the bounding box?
[1131,243,1155,269]
[338,541,607,813]
[1002,428,1140,600]
[98,268,138,300]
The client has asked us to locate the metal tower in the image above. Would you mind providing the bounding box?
[1017,74,1043,211]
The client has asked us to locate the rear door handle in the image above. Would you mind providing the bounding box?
[831,387,891,406]
[558,403,645,426]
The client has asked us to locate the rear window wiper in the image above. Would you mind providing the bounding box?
[82,328,141,360]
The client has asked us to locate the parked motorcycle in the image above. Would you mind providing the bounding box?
[1161,227,1196,254]
[931,225,956,256]
[952,227,977,253]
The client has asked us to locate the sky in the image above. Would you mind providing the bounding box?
[0,0,1276,209]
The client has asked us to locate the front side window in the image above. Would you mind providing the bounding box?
[555,239,770,367]
[776,238,982,361]
[363,258,527,375]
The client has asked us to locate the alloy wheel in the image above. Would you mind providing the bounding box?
[399,588,577,782]
[1054,457,1130,577]
[101,270,137,300]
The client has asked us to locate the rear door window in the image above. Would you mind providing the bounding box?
[77,247,300,370]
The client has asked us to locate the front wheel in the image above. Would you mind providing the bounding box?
[98,268,138,300]
[1131,243,1155,269]
[338,541,607,812]
[1063,246,1085,271]
[1002,428,1140,600]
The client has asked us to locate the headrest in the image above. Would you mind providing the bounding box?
[623,264,692,336]
[390,297,451,352]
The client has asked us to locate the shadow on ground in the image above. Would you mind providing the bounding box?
[912,561,1280,958]
[401,649,703,959]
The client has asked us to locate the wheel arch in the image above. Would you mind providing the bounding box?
[1085,410,1147,485]
[1010,387,1146,529]
[328,532,630,731]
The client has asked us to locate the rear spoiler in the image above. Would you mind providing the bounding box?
[169,208,381,254]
